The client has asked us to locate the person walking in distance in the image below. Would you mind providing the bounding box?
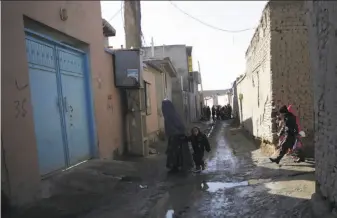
[270,105,299,164]
[206,106,211,121]
[211,105,216,121]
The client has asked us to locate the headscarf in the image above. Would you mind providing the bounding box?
[287,105,302,132]
[279,105,288,114]
[162,99,186,137]
[191,126,201,136]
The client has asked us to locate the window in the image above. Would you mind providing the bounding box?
[144,82,151,115]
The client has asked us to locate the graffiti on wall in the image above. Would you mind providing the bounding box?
[14,99,27,118]
[107,94,113,111]
[14,79,29,118]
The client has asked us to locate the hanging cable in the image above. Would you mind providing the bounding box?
[169,1,256,33]
[141,30,147,46]
[121,1,125,29]
[103,3,123,28]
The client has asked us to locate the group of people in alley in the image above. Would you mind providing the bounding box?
[161,99,306,174]
[202,104,232,121]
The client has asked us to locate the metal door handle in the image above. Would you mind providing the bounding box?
[63,97,68,112]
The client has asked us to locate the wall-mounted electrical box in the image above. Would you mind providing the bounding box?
[113,49,144,89]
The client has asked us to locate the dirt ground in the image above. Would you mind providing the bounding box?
[6,121,316,218]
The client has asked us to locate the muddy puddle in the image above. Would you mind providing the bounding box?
[149,180,249,218]
[203,181,248,193]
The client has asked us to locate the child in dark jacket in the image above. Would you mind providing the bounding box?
[188,127,211,171]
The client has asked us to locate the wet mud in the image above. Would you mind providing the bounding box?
[11,121,314,218]
[146,121,315,218]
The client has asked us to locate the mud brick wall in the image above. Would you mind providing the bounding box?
[270,1,314,152]
[238,1,315,147]
[237,3,274,143]
[307,1,337,212]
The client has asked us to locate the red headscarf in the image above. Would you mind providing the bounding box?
[287,105,301,132]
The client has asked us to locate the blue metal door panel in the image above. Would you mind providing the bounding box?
[57,48,91,165]
[26,38,66,175]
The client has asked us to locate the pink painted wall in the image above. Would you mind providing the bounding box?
[143,67,159,135]
[1,1,123,205]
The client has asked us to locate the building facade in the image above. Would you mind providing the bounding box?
[142,45,200,125]
[142,58,177,143]
[1,1,124,206]
[306,1,337,216]
[142,64,159,144]
[236,1,313,149]
[144,58,177,137]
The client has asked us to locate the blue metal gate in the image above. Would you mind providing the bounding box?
[57,48,91,165]
[26,34,92,175]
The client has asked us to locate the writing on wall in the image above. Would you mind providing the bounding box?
[14,79,29,118]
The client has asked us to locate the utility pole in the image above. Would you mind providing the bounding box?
[123,0,148,156]
[124,0,142,49]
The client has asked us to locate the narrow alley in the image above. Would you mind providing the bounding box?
[2,1,337,218]
[59,121,314,218]
[7,121,316,218]
[144,121,316,218]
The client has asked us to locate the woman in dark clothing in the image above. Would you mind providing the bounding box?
[220,106,225,120]
[206,106,211,121]
[270,105,299,164]
[227,104,232,119]
[216,106,221,120]
[188,127,211,172]
[162,100,193,172]
[211,106,216,121]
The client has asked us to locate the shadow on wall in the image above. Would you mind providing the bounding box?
[232,83,239,120]
[242,118,254,137]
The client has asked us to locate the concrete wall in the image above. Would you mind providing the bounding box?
[236,75,255,135]
[153,70,173,132]
[270,1,314,150]
[143,45,188,92]
[143,66,159,140]
[172,90,186,125]
[99,53,124,158]
[154,70,165,132]
[1,1,123,205]
[166,72,173,101]
[231,81,239,119]
[142,45,201,123]
[306,1,337,214]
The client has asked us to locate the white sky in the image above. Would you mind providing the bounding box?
[100,1,267,91]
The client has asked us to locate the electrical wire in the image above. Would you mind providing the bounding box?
[169,1,256,33]
[121,1,125,29]
[141,31,147,46]
[103,3,123,28]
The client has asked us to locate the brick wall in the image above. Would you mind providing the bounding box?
[237,1,314,148]
[237,3,274,142]
[307,1,337,214]
[270,1,314,152]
